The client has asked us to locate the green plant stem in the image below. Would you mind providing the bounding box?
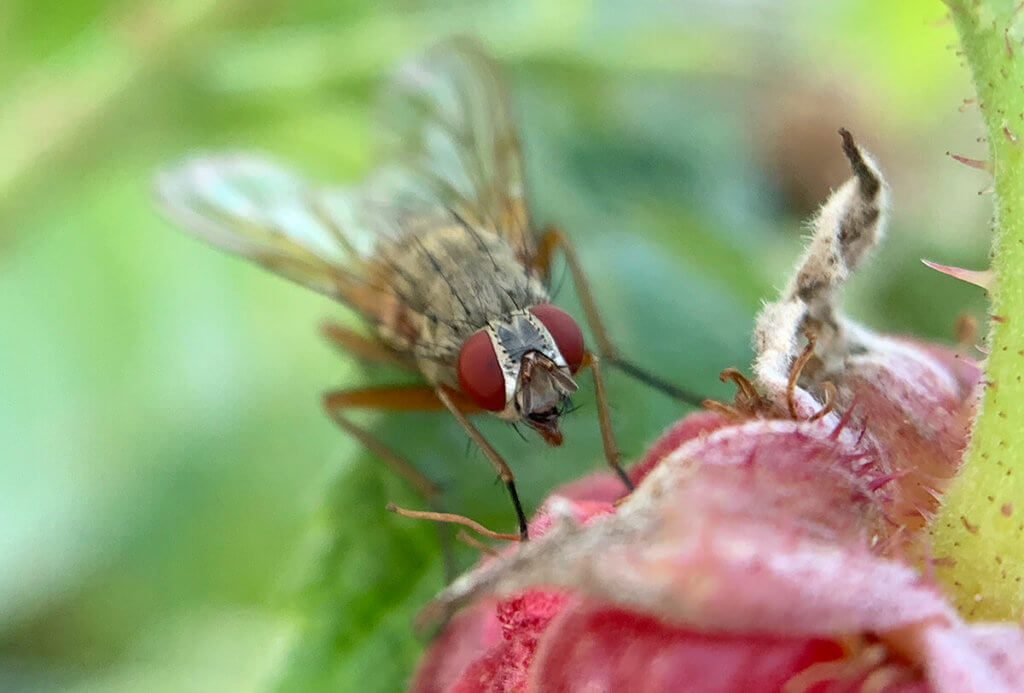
[931,0,1024,620]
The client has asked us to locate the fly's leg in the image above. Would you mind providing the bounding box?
[322,385,450,497]
[533,227,705,491]
[534,227,706,407]
[322,384,458,579]
[320,321,416,371]
[434,387,530,541]
[581,352,633,491]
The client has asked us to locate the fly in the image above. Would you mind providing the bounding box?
[155,37,702,543]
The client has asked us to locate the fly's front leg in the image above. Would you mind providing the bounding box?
[435,387,530,541]
[534,227,705,407]
[580,352,634,491]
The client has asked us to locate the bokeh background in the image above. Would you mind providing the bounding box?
[0,1,992,690]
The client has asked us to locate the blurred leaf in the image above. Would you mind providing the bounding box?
[274,458,443,692]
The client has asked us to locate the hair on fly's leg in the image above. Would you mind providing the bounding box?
[509,421,529,442]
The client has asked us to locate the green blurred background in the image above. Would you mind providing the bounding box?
[0,1,991,690]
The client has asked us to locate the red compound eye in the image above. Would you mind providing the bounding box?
[530,304,585,373]
[457,330,507,411]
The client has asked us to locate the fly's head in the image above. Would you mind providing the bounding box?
[457,304,585,446]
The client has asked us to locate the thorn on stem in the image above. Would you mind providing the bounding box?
[947,151,993,172]
[921,259,994,291]
[955,314,980,351]
[960,515,980,535]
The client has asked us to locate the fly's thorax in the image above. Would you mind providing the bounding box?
[370,223,548,387]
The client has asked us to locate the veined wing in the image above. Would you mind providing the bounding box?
[380,37,535,265]
[155,154,415,320]
[155,39,536,318]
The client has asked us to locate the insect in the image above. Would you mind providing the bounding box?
[156,37,701,541]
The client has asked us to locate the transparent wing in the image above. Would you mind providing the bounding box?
[156,39,535,316]
[155,154,398,318]
[380,36,535,263]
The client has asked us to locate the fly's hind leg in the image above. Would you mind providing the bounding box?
[322,384,460,579]
[326,385,530,544]
[534,227,706,407]
[319,324,439,498]
[320,321,416,371]
[322,385,448,499]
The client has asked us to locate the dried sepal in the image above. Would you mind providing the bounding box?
[751,131,980,536]
[753,129,889,413]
